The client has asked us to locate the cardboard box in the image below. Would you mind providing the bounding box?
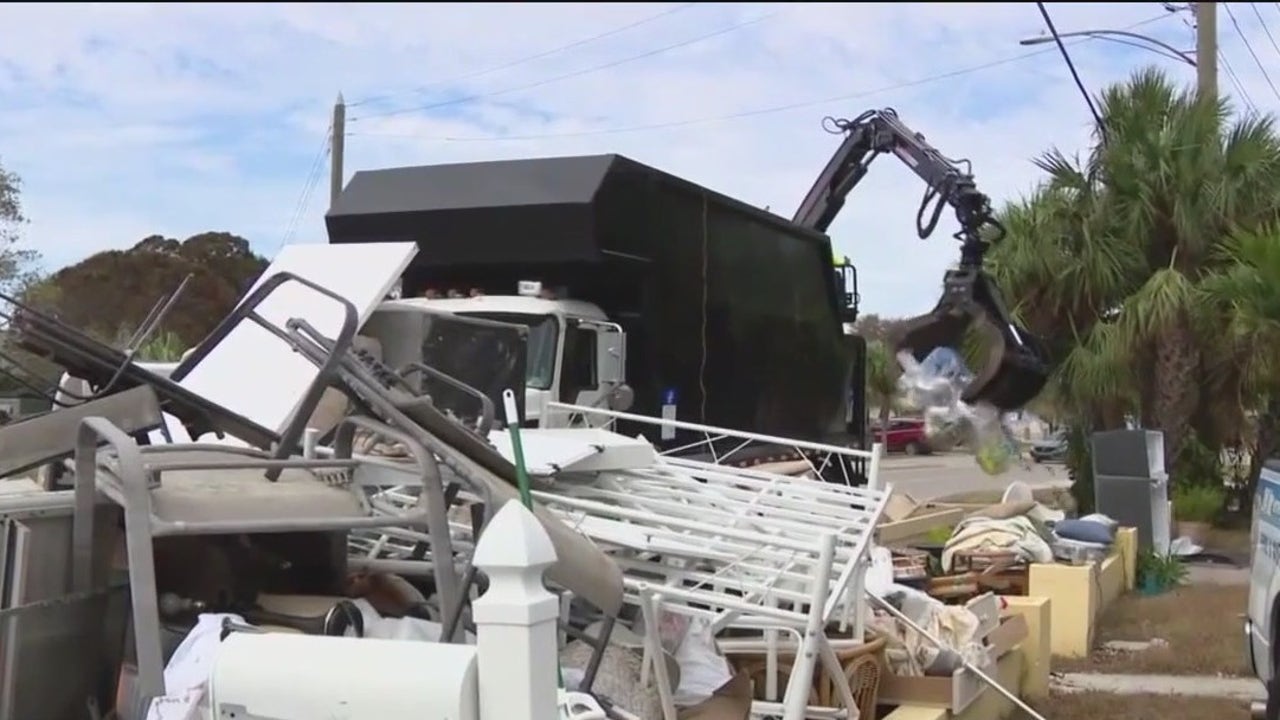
[877,612,1028,714]
[679,673,753,720]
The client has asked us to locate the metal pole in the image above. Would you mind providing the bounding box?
[329,92,346,209]
[1019,30,1196,66]
[1196,3,1218,99]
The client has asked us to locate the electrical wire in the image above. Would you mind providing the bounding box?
[1036,1,1108,142]
[348,3,698,109]
[348,13,1172,145]
[1225,2,1280,102]
[1179,4,1258,111]
[273,123,331,257]
[1250,2,1280,61]
[352,11,775,123]
[1222,49,1260,110]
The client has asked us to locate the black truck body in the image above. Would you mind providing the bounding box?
[326,153,868,454]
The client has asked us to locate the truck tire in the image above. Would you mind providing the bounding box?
[905,441,923,456]
[1267,674,1279,720]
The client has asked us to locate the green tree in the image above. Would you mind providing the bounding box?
[0,160,55,395]
[42,232,268,348]
[854,314,909,345]
[988,66,1280,498]
[1198,224,1280,502]
[864,339,899,446]
[0,160,40,294]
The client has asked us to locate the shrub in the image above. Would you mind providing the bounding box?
[1172,483,1224,523]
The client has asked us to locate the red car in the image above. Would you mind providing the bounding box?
[869,417,933,455]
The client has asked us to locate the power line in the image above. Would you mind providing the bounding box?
[1036,2,1107,141]
[1250,3,1280,60]
[348,3,698,109]
[351,10,776,122]
[1222,48,1260,109]
[1224,2,1280,102]
[347,13,1173,144]
[1177,3,1258,110]
[274,124,331,256]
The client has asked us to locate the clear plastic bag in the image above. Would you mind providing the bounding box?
[895,347,1017,475]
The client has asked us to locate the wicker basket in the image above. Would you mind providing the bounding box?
[726,634,887,720]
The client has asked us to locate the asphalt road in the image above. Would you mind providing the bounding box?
[877,451,1071,502]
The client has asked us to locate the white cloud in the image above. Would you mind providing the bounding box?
[0,2,1274,317]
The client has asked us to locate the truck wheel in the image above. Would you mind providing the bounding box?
[1267,674,1279,720]
[905,442,922,456]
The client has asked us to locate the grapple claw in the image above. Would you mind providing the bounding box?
[892,267,1050,412]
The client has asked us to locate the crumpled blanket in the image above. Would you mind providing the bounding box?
[869,602,987,677]
[940,514,1054,573]
[559,615,733,720]
[561,640,665,720]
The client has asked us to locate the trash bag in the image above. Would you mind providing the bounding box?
[896,347,1017,476]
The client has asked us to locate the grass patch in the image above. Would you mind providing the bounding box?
[1054,583,1250,676]
[1018,692,1250,720]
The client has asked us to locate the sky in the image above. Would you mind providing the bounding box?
[1,2,1277,318]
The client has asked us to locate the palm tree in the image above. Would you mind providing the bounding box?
[989,66,1280,485]
[865,340,898,446]
[1199,223,1280,501]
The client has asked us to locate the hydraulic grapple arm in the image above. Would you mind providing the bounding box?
[794,109,1050,411]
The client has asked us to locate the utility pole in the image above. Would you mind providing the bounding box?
[1195,2,1218,99]
[329,93,346,210]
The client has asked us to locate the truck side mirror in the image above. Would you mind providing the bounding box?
[607,384,635,412]
[594,325,626,385]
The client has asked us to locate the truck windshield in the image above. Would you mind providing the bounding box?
[459,312,559,390]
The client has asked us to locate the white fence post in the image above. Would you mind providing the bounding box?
[473,500,561,720]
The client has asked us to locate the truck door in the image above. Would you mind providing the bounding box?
[560,321,603,411]
[559,319,628,424]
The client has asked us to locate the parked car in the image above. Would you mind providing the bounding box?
[869,418,933,455]
[1029,430,1067,463]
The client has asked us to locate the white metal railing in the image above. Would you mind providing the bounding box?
[545,402,883,490]
[531,450,890,720]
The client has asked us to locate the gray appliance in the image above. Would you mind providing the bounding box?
[1091,429,1171,554]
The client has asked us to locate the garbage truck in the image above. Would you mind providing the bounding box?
[325,108,1050,469]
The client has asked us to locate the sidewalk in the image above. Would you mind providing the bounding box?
[1052,672,1263,701]
[1185,563,1248,585]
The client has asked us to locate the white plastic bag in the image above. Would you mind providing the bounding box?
[145,613,245,720]
[670,617,733,707]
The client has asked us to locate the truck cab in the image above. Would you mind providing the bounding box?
[366,286,631,428]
